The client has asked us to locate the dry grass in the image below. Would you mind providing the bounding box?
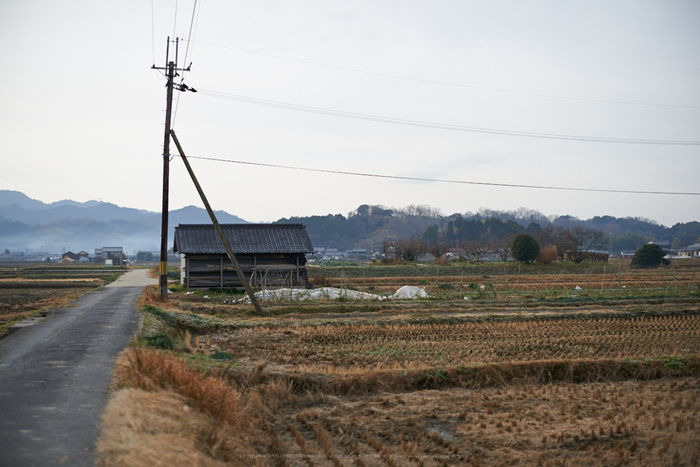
[100,348,262,465]
[140,285,166,306]
[537,245,558,264]
[97,388,230,467]
[116,348,250,433]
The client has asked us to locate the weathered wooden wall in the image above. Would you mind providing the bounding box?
[183,253,309,288]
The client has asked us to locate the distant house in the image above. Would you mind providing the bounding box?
[678,243,700,259]
[25,252,49,262]
[174,223,314,289]
[95,247,124,265]
[347,248,370,260]
[648,240,673,255]
[324,248,343,259]
[61,251,79,262]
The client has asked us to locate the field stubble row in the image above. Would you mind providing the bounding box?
[204,314,700,373]
[308,269,699,298]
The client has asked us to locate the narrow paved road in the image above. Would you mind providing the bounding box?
[0,269,157,466]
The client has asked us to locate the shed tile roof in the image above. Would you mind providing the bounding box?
[174,224,314,255]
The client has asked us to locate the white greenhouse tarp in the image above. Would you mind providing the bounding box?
[393,285,430,299]
[248,286,430,302]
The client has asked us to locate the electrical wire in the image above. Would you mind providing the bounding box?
[150,0,156,66]
[173,1,200,129]
[191,41,700,110]
[196,89,700,146]
[177,155,700,196]
[181,0,199,78]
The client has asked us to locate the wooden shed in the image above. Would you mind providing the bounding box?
[173,223,314,289]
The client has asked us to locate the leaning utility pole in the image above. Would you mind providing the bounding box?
[152,37,192,299]
[170,130,265,316]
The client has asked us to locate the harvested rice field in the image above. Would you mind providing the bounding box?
[100,265,700,466]
[204,314,700,372]
[0,264,124,337]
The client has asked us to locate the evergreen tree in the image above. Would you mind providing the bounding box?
[511,234,540,263]
[631,244,670,268]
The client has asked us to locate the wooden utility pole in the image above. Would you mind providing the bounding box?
[169,130,265,316]
[152,37,191,299]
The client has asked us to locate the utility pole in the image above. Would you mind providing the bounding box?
[152,37,193,299]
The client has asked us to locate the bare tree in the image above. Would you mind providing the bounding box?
[394,236,428,261]
[488,235,513,262]
[535,225,566,257]
[564,227,608,263]
[536,225,608,263]
[569,226,607,252]
[459,239,489,263]
[430,240,447,260]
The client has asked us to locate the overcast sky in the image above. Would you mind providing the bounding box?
[1,1,699,227]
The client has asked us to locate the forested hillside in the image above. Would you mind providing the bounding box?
[275,204,700,251]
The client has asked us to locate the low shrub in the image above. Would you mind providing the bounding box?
[143,332,174,350]
[537,245,558,264]
[211,351,234,361]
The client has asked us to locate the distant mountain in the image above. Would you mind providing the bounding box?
[48,199,105,208]
[0,191,248,254]
[145,205,247,226]
[0,190,48,210]
[0,202,155,225]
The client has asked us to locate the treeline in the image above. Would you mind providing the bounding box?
[274,204,700,252]
[274,204,437,250]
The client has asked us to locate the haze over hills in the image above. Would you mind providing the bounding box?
[0,190,248,254]
[1,191,698,256]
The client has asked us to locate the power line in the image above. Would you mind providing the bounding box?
[191,41,700,110]
[197,89,700,146]
[150,0,156,66]
[181,155,700,196]
[181,0,199,78]
[173,0,199,129]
